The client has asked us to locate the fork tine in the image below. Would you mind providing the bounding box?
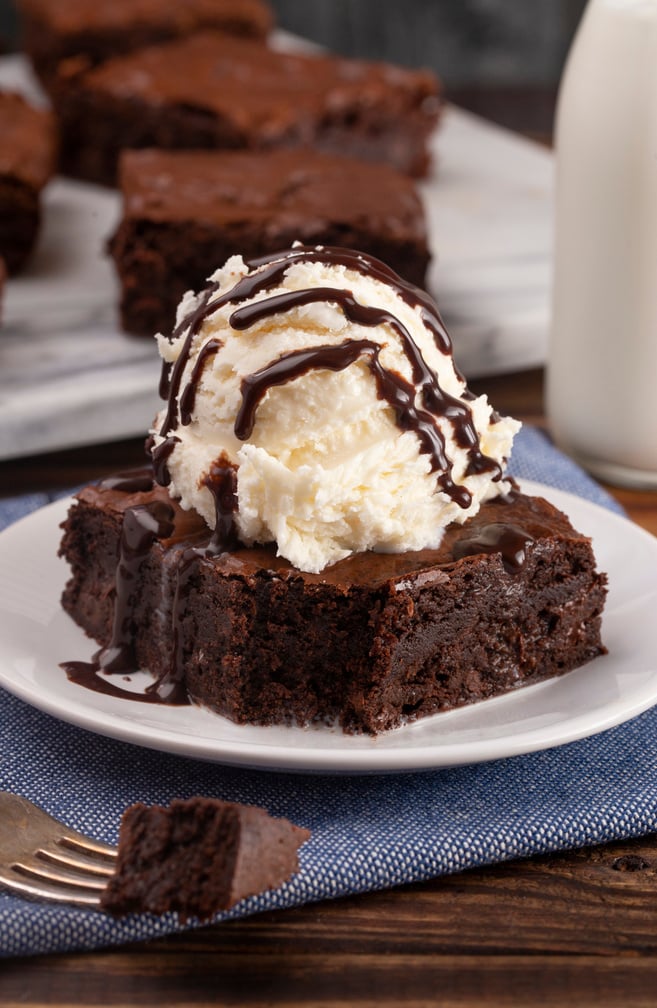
[0,869,102,908]
[36,847,115,879]
[11,860,108,893]
[0,791,117,909]
[58,834,117,861]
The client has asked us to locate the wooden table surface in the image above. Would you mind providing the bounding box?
[2,366,657,1006]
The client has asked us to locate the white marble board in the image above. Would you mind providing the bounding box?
[0,53,554,461]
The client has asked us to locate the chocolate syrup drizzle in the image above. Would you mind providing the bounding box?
[156,463,240,703]
[62,499,180,702]
[151,436,179,488]
[180,337,222,426]
[63,462,239,704]
[234,336,471,506]
[154,245,501,504]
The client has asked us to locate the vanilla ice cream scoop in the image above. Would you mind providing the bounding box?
[150,245,520,573]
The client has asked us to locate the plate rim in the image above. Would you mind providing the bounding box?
[0,480,656,774]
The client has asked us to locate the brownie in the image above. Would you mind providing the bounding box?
[0,91,57,274]
[59,475,608,735]
[17,0,273,89]
[100,796,309,921]
[51,32,442,186]
[109,148,431,336]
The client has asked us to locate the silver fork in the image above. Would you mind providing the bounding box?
[0,791,117,908]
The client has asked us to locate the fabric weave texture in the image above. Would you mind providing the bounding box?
[1,424,655,960]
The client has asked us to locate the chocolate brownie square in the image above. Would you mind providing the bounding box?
[59,477,607,735]
[109,147,431,336]
[51,32,442,186]
[0,91,57,274]
[17,0,273,88]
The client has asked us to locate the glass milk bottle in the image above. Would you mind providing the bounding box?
[546,0,657,488]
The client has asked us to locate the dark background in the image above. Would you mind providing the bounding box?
[0,0,589,136]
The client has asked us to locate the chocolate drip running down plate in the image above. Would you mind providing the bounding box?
[0,40,553,461]
[0,481,655,774]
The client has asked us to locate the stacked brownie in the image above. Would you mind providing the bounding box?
[17,0,273,88]
[59,477,607,736]
[109,148,432,336]
[0,91,57,274]
[13,2,441,339]
[51,31,441,186]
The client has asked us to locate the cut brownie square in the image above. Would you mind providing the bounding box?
[51,31,442,186]
[17,0,273,89]
[59,478,607,736]
[109,147,431,336]
[0,91,57,274]
[100,796,310,921]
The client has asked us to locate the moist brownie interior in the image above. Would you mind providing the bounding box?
[100,796,310,921]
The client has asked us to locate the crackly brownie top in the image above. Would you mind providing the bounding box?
[0,91,57,189]
[60,32,441,141]
[78,477,588,591]
[117,148,428,241]
[17,0,273,38]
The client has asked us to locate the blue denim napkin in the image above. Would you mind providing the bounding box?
[2,426,654,960]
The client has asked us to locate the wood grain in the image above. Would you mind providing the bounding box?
[3,835,657,1005]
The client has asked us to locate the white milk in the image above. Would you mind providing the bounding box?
[546,0,657,487]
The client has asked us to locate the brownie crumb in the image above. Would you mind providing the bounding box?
[611,854,651,873]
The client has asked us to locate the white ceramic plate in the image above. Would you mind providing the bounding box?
[0,480,655,774]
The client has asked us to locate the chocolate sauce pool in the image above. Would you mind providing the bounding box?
[453,523,535,575]
[97,467,154,494]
